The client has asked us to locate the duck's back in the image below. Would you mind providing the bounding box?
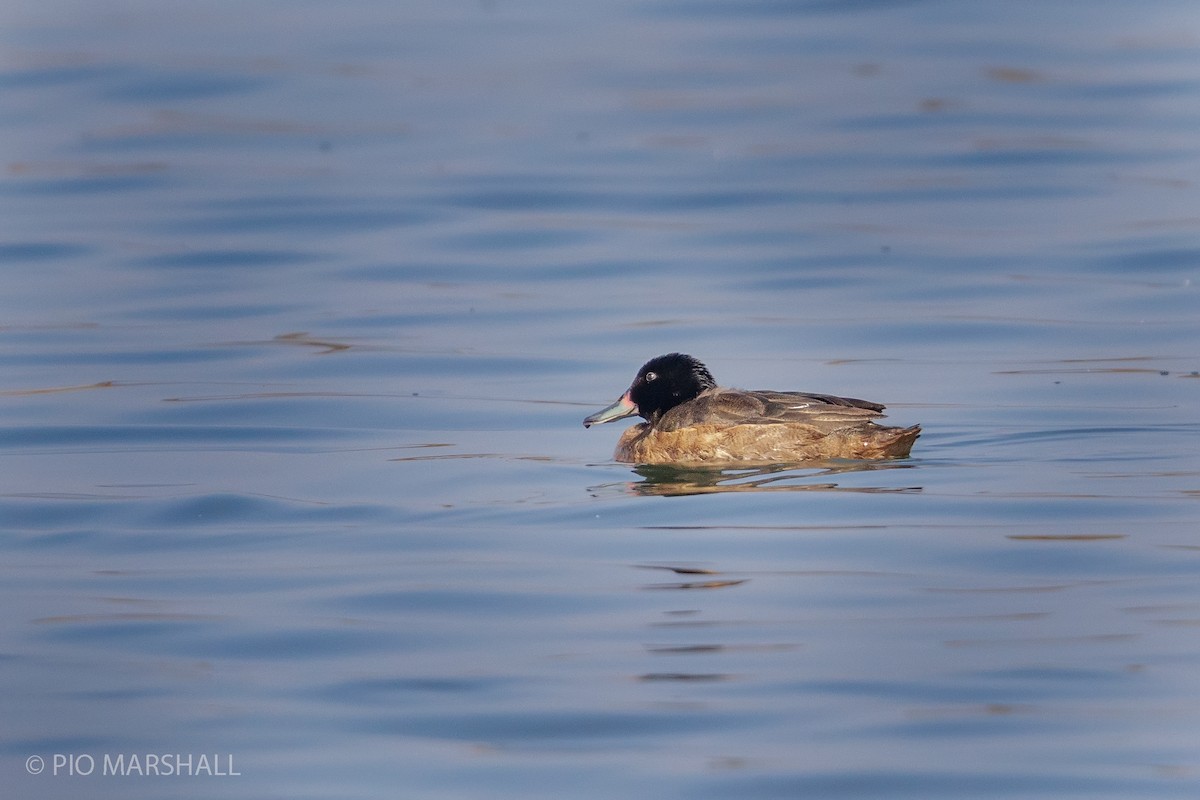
[656,388,886,433]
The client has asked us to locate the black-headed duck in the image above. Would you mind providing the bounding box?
[583,353,920,464]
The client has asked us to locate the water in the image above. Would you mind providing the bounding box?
[2,0,1198,797]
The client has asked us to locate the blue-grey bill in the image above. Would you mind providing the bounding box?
[583,392,638,427]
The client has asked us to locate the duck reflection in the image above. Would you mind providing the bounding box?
[605,460,921,497]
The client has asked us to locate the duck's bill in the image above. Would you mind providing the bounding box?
[583,392,638,427]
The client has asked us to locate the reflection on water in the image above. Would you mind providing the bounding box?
[607,460,924,496]
[637,564,749,591]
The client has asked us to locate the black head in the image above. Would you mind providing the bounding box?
[627,353,716,422]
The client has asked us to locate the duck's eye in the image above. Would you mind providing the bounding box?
[644,371,658,382]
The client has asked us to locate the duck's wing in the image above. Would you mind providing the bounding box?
[756,389,885,417]
[659,388,887,432]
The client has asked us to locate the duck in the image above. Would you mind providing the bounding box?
[583,353,920,465]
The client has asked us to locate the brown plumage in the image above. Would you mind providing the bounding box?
[583,353,919,465]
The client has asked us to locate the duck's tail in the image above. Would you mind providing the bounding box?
[872,424,921,459]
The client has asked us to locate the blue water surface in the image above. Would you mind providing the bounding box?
[2,0,1198,798]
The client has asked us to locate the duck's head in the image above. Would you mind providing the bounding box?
[583,353,716,427]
